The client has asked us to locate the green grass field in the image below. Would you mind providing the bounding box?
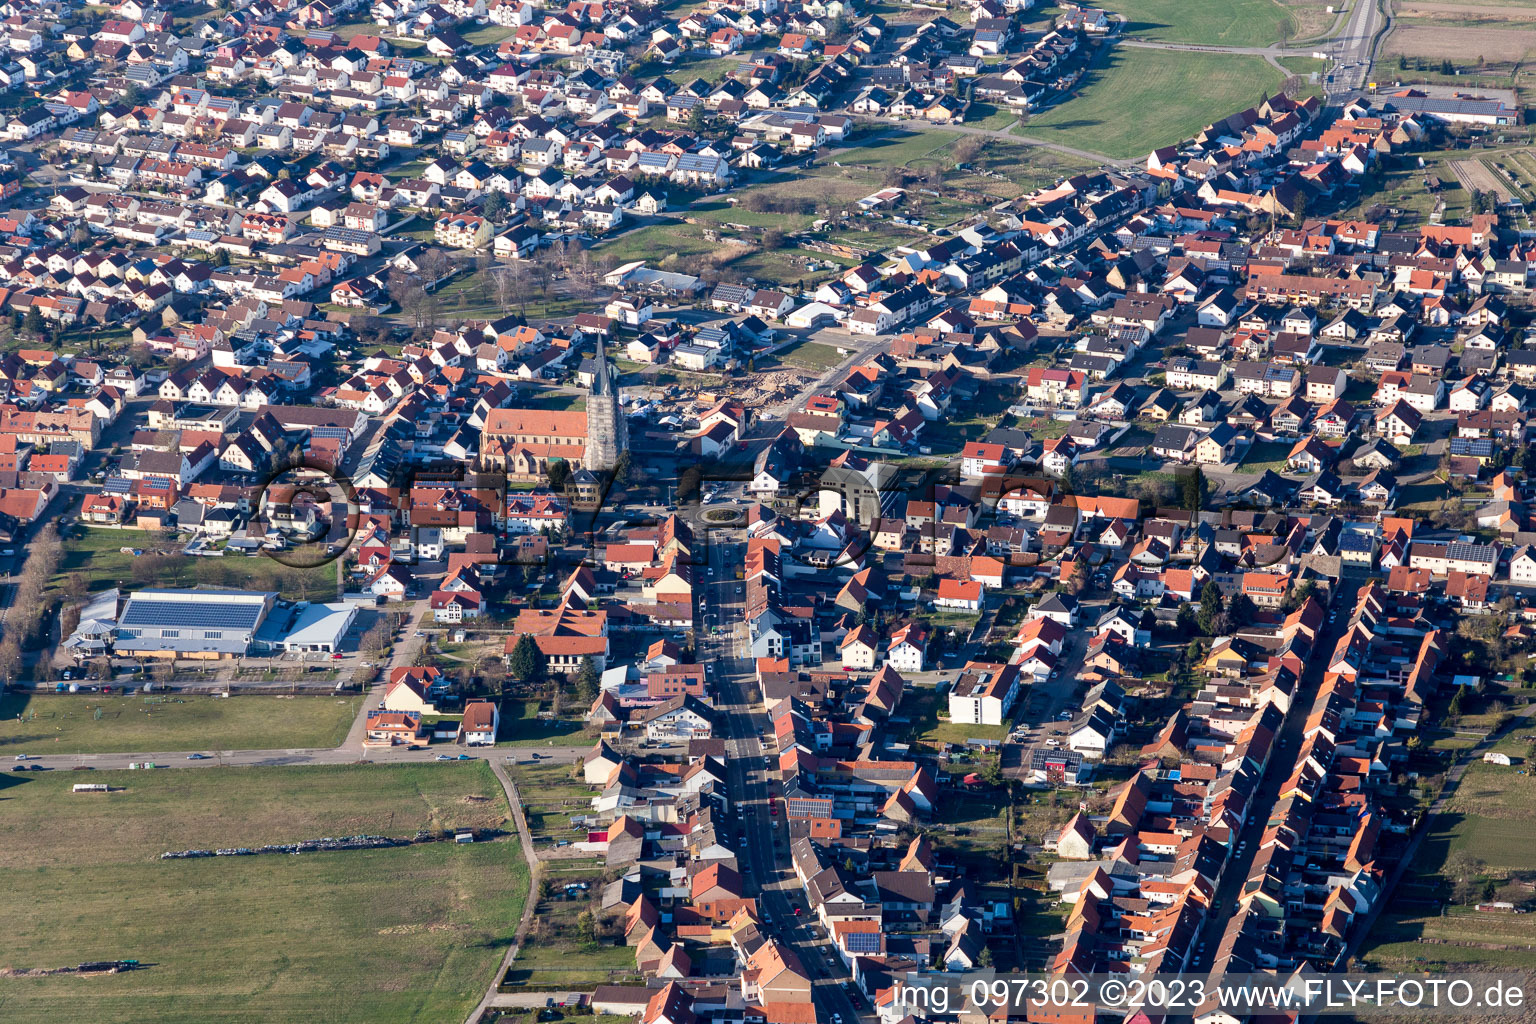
[0,763,528,1024]
[1101,0,1296,45]
[592,221,724,271]
[1020,48,1285,159]
[774,338,847,371]
[0,693,359,755]
[1359,762,1536,969]
[1432,761,1536,870]
[828,129,961,172]
[1239,439,1293,474]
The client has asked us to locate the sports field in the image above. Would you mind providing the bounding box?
[1019,49,1286,160]
[0,763,528,1024]
[0,693,359,754]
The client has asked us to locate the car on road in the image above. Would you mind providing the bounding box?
[14,754,27,760]
[414,631,424,637]
[435,754,453,761]
[9,764,25,771]
[28,764,48,770]
[186,753,208,760]
[456,754,474,760]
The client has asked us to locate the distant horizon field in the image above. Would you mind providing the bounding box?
[1098,0,1300,46]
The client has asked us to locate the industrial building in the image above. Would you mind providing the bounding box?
[75,588,356,660]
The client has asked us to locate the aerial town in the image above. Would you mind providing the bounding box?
[2,0,1535,1020]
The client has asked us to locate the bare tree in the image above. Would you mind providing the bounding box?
[417,247,452,286]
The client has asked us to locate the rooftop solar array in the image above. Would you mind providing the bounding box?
[119,596,267,632]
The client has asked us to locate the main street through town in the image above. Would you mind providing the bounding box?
[698,513,868,1024]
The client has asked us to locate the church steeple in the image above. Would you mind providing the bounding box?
[584,331,625,471]
[592,330,612,397]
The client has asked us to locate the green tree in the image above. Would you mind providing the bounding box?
[211,248,230,268]
[546,458,570,490]
[1281,579,1316,612]
[1197,580,1224,636]
[1441,59,1455,75]
[1066,557,1089,597]
[507,634,543,682]
[979,755,1002,786]
[1289,189,1308,225]
[1181,468,1206,512]
[1397,55,1407,71]
[1176,602,1198,636]
[1227,593,1257,628]
[575,655,599,704]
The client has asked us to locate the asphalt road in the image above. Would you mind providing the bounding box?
[1185,580,1350,970]
[1323,0,1385,100]
[13,741,592,772]
[703,526,869,1023]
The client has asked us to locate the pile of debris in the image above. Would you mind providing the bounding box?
[161,834,413,859]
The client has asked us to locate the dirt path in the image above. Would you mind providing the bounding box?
[463,760,542,1024]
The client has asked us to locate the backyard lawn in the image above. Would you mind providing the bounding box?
[899,685,1010,751]
[1019,48,1285,160]
[1239,439,1293,474]
[503,867,640,990]
[0,693,359,755]
[498,698,586,745]
[0,763,527,1024]
[506,761,596,843]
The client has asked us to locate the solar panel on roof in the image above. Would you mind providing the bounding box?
[119,598,264,632]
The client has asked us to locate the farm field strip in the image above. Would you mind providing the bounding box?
[0,764,528,1024]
